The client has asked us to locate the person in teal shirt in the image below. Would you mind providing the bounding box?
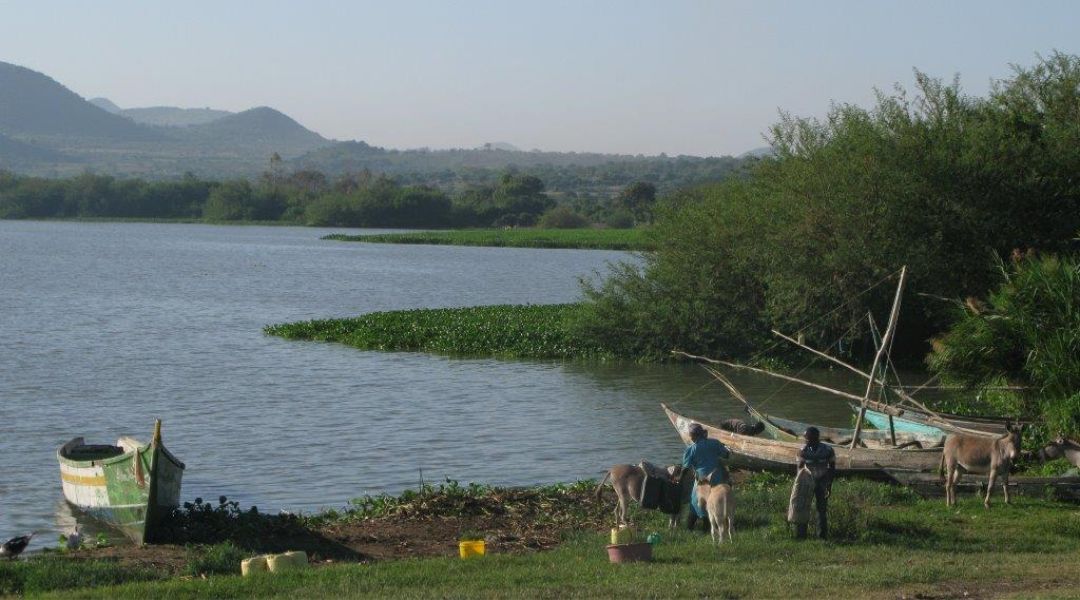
[682,422,730,531]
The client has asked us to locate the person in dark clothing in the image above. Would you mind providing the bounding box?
[796,426,835,539]
[683,422,730,532]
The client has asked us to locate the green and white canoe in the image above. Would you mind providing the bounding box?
[57,420,185,544]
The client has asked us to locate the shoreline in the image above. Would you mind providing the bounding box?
[9,476,1080,598]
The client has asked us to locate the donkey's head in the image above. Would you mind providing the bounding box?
[1001,423,1024,460]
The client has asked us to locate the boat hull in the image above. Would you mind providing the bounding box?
[662,403,942,475]
[761,412,945,448]
[855,402,1010,435]
[58,437,184,544]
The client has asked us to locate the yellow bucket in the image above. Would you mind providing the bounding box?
[267,551,308,572]
[459,540,486,559]
[241,555,268,577]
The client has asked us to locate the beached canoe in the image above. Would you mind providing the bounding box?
[662,404,942,475]
[57,420,184,544]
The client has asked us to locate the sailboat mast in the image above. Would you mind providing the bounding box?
[850,266,908,449]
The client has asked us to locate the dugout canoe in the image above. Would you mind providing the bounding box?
[662,403,943,475]
[57,420,184,544]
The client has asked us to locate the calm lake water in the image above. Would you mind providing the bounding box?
[1,220,881,549]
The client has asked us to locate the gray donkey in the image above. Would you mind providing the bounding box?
[941,425,1023,508]
[595,463,694,527]
[1036,436,1080,468]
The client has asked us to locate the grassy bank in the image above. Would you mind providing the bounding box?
[322,228,655,251]
[12,476,1080,598]
[264,303,611,359]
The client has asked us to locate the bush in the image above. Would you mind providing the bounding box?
[928,254,1080,438]
[538,205,590,229]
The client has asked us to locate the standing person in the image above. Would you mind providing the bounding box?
[682,422,730,531]
[796,426,836,539]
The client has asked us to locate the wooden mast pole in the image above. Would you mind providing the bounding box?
[850,266,907,449]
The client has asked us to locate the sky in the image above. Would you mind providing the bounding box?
[2,0,1079,156]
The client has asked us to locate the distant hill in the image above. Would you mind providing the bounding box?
[171,106,328,158]
[88,97,122,113]
[0,62,157,140]
[123,105,234,127]
[0,62,331,176]
[89,96,234,127]
[294,141,680,175]
[0,132,70,167]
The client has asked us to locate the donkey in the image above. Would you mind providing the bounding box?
[941,425,1023,508]
[695,471,734,544]
[595,463,694,527]
[1036,436,1080,468]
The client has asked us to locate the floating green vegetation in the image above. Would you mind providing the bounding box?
[264,303,612,359]
[322,228,655,251]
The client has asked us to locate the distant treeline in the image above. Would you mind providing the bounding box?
[0,168,673,228]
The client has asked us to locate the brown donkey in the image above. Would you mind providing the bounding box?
[941,425,1023,508]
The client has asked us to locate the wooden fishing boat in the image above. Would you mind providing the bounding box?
[856,402,1011,435]
[662,403,943,475]
[57,420,184,544]
[759,410,945,448]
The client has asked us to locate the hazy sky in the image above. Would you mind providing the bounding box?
[2,1,1078,156]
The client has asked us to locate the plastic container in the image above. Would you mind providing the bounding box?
[241,555,268,576]
[459,539,486,559]
[646,532,661,545]
[610,527,635,545]
[267,551,308,572]
[606,542,653,564]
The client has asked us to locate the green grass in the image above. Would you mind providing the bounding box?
[24,477,1080,599]
[322,228,655,251]
[264,304,612,359]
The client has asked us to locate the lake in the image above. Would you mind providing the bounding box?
[1,220,880,549]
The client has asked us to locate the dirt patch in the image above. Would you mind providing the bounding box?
[69,483,619,572]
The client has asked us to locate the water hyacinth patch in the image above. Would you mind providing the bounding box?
[322,228,655,251]
[264,304,613,359]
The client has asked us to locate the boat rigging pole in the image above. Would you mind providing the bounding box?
[850,266,907,449]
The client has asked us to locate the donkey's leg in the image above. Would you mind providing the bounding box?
[1002,470,1011,505]
[727,516,734,542]
[944,464,954,506]
[985,468,997,508]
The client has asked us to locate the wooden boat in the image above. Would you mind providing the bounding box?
[759,410,945,448]
[57,420,184,544]
[856,402,1011,435]
[662,403,943,475]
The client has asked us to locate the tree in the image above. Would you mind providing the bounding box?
[616,181,657,224]
[577,53,1080,361]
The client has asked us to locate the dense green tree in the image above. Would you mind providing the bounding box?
[615,181,657,224]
